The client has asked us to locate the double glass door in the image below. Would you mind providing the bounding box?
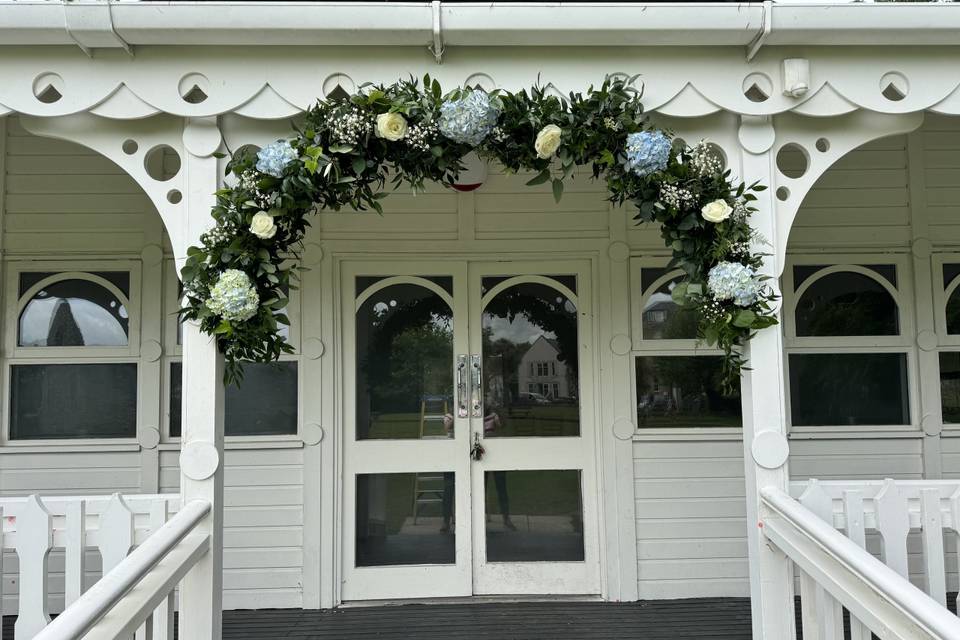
[341,260,599,601]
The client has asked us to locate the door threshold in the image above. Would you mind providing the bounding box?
[340,595,604,608]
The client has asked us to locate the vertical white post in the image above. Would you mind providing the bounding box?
[15,496,53,639]
[64,500,86,607]
[148,500,175,640]
[737,115,796,640]
[178,116,224,640]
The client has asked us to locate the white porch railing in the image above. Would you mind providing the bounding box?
[761,479,960,640]
[0,493,185,640]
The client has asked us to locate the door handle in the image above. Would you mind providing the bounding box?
[471,354,482,418]
[456,355,468,418]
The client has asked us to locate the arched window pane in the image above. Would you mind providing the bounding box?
[356,283,453,440]
[946,286,960,335]
[642,278,698,340]
[19,279,128,347]
[482,281,579,437]
[795,271,898,337]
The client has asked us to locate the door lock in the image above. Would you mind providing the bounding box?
[470,432,485,461]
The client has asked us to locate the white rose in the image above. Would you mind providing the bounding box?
[375,112,408,141]
[249,211,277,239]
[701,199,733,223]
[534,124,563,159]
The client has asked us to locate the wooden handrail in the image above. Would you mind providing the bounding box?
[33,499,211,640]
[761,486,960,640]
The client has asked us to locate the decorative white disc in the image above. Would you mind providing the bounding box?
[305,242,324,266]
[139,426,161,450]
[610,334,632,356]
[142,339,163,362]
[304,337,325,360]
[302,423,325,446]
[180,441,220,481]
[751,431,789,470]
[612,418,635,441]
[182,119,222,158]
[922,415,942,437]
[607,241,630,262]
[912,237,932,259]
[917,330,938,352]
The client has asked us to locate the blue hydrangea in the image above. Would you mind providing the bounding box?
[206,269,260,322]
[625,130,672,177]
[255,141,298,178]
[438,91,500,146]
[707,262,762,307]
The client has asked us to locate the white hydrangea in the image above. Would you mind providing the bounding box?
[707,261,761,307]
[206,269,260,322]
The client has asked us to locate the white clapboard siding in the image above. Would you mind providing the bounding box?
[3,117,158,255]
[924,113,960,242]
[633,439,750,598]
[159,447,305,610]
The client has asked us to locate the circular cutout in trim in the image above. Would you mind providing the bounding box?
[178,73,210,104]
[776,186,790,201]
[776,143,809,179]
[33,72,64,104]
[122,139,139,155]
[742,72,773,103]
[880,72,909,102]
[144,145,181,182]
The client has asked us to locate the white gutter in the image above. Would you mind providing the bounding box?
[0,2,958,48]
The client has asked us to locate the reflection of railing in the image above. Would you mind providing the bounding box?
[760,480,960,639]
[0,492,197,639]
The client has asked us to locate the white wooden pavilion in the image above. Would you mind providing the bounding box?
[3,1,960,639]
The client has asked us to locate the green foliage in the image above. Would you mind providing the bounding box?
[180,75,776,388]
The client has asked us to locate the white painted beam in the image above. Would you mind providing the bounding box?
[0,2,959,48]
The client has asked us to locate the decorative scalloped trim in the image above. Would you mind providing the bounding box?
[90,83,161,120]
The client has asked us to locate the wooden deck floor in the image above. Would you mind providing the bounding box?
[4,598,756,639]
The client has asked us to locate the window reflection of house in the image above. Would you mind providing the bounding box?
[642,298,679,340]
[517,336,572,400]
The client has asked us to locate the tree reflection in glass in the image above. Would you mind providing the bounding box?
[356,283,454,440]
[795,271,898,337]
[642,277,699,340]
[482,280,580,438]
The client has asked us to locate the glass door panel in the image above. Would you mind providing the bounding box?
[469,262,600,596]
[342,263,472,601]
[355,281,455,440]
[481,280,580,438]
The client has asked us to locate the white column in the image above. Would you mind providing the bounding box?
[178,116,224,640]
[737,115,796,640]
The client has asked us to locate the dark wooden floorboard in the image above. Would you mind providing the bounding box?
[4,593,954,639]
[5,599,755,639]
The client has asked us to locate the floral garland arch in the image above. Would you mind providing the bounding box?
[180,75,776,387]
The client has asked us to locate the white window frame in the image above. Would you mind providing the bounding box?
[2,259,142,445]
[161,259,303,444]
[629,257,741,439]
[931,252,960,435]
[932,252,960,346]
[783,253,918,436]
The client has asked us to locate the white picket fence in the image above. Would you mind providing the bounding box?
[0,493,180,639]
[761,478,960,639]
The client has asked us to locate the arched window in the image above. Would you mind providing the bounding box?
[786,261,910,428]
[631,264,742,431]
[9,269,137,440]
[19,276,129,347]
[795,270,899,337]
